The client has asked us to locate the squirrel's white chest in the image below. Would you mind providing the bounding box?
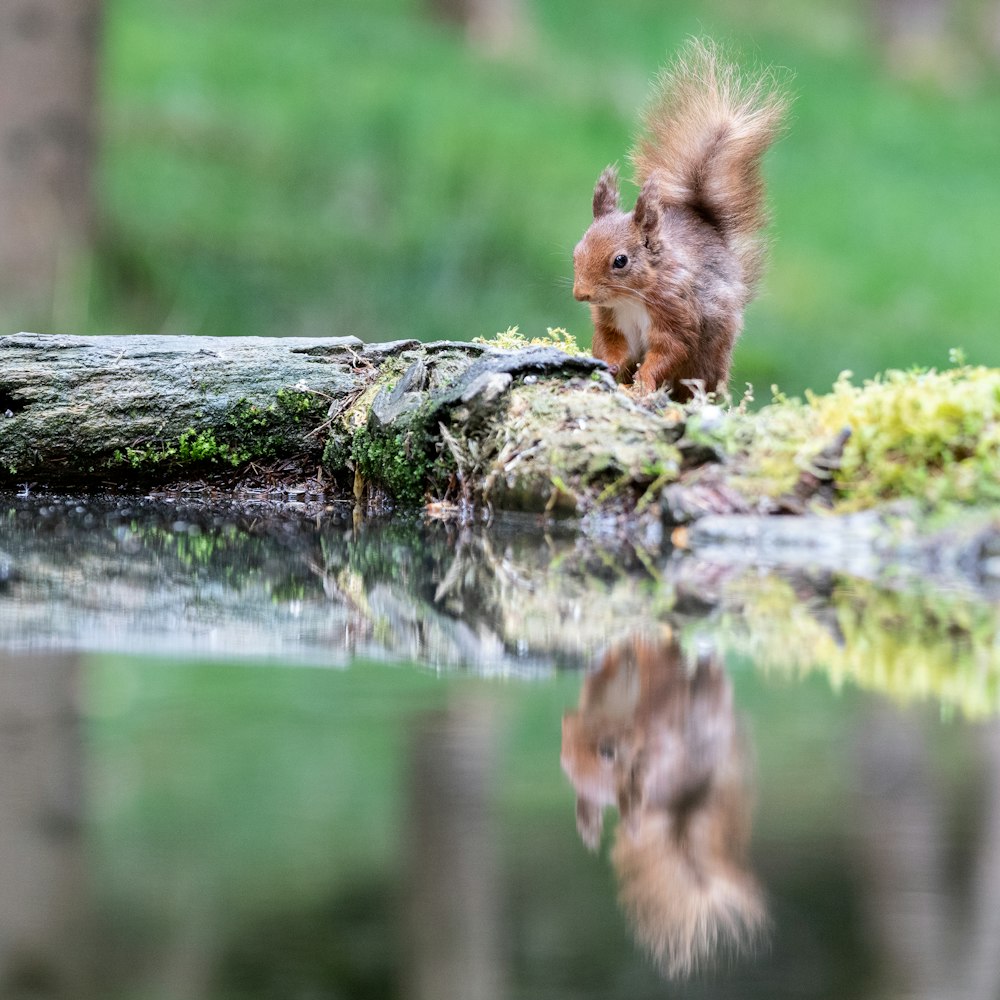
[611,299,652,358]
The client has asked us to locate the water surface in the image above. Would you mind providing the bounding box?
[1,494,998,999]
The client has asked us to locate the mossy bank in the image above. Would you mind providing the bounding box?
[4,333,1000,530]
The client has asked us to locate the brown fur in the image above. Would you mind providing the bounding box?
[572,40,789,399]
[560,632,766,977]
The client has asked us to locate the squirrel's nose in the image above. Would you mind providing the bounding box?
[573,284,592,302]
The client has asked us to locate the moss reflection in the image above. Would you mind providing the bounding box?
[716,573,1000,719]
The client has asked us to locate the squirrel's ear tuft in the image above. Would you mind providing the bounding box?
[593,166,620,218]
[633,179,660,234]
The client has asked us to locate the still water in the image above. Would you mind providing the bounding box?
[1,495,999,999]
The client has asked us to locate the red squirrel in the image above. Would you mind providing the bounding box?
[572,41,788,399]
[561,631,765,977]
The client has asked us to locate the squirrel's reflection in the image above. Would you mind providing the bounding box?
[561,630,765,977]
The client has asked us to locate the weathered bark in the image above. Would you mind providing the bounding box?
[0,333,416,483]
[0,1,102,318]
[5,332,1000,557]
[0,333,686,517]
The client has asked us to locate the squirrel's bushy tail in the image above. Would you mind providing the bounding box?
[612,809,766,978]
[631,39,789,288]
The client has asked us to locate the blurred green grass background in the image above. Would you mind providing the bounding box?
[84,0,1000,395]
[87,653,884,997]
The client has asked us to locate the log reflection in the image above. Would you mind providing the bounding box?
[561,630,765,977]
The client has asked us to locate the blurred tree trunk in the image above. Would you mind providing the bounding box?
[874,0,949,45]
[426,0,530,54]
[962,722,1000,1000]
[854,709,1000,999]
[876,0,1000,72]
[0,1,102,323]
[0,654,94,999]
[403,701,505,1000]
[854,707,950,999]
[989,2,1000,60]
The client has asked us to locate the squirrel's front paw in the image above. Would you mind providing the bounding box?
[633,373,658,396]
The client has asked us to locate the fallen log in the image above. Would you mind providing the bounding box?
[0,332,695,517]
[0,333,417,484]
[4,334,1000,529]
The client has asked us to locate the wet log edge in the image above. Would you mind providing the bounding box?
[4,332,997,576]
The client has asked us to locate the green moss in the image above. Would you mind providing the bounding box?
[317,362,466,505]
[114,428,249,470]
[348,408,455,507]
[323,411,459,508]
[109,389,327,475]
[223,389,325,457]
[486,382,683,512]
[473,326,587,357]
[723,364,1000,510]
[352,426,427,505]
[321,430,352,474]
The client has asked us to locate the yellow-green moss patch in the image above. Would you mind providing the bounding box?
[473,325,587,356]
[700,364,1000,511]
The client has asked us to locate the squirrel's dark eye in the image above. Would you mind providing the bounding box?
[598,740,616,762]
[612,254,628,269]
